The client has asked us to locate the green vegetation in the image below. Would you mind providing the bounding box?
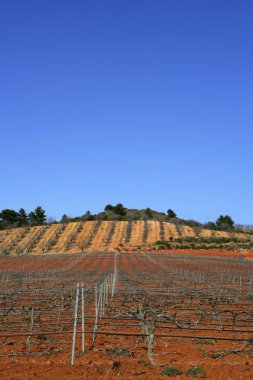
[0,206,46,230]
[1,204,251,238]
[151,236,253,251]
[160,365,206,378]
[29,206,47,226]
[204,215,235,231]
[0,209,19,228]
[167,209,177,218]
[216,214,234,230]
[186,365,206,377]
[17,208,29,226]
[160,366,183,376]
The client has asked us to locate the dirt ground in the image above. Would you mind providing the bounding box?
[1,341,253,379]
[1,249,253,379]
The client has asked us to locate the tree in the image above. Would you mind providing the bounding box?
[104,204,114,212]
[145,208,153,219]
[216,215,234,230]
[167,209,177,218]
[78,241,87,252]
[29,206,47,226]
[0,209,19,226]
[82,211,94,221]
[60,214,71,223]
[114,203,126,216]
[17,208,28,226]
[0,221,8,230]
[204,221,217,230]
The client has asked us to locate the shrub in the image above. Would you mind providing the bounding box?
[160,366,183,376]
[186,365,206,377]
[167,209,177,218]
[216,215,234,230]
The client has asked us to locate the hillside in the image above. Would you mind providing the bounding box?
[0,221,253,255]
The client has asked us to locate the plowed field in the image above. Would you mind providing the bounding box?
[0,221,252,255]
[1,251,253,379]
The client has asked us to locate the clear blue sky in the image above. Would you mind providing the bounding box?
[0,1,252,224]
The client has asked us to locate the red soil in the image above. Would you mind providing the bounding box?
[1,251,253,379]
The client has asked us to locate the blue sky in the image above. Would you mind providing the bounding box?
[0,1,252,223]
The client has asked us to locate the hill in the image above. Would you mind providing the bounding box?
[0,220,253,255]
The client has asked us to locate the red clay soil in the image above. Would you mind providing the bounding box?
[140,248,253,260]
[1,250,253,379]
[114,245,253,259]
[1,339,253,380]
[170,249,253,259]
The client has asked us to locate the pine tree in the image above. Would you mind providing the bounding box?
[114,204,126,216]
[29,206,47,226]
[17,208,28,226]
[167,209,177,218]
[216,215,234,230]
[0,209,19,226]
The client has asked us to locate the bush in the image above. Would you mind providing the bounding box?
[216,215,234,230]
[167,209,177,218]
[203,221,218,230]
[183,219,202,228]
[186,365,206,377]
[160,366,183,376]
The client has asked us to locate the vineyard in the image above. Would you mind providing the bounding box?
[0,221,253,255]
[1,252,253,379]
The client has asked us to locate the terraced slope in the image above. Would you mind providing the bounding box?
[0,221,252,255]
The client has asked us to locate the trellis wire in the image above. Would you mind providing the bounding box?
[92,269,117,342]
[2,251,253,366]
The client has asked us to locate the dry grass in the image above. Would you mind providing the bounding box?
[109,221,127,247]
[13,227,41,253]
[199,229,213,238]
[164,223,180,239]
[32,224,59,253]
[146,221,160,244]
[128,221,144,246]
[1,221,253,255]
[91,221,111,248]
[53,222,78,252]
[75,221,94,244]
[181,225,196,237]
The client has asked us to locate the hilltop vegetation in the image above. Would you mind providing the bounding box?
[1,204,250,234]
[0,207,46,229]
[0,204,252,255]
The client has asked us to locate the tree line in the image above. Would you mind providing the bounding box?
[0,207,46,229]
[0,203,236,232]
